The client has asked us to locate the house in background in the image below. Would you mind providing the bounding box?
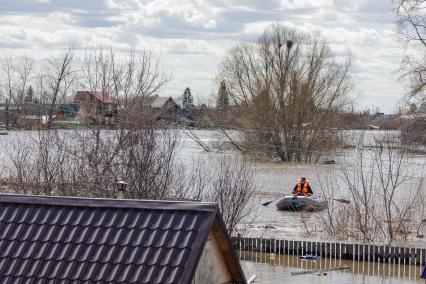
[0,194,246,284]
[128,95,180,122]
[148,95,179,112]
[73,91,118,125]
[147,95,180,120]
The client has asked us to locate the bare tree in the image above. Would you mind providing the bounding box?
[7,48,179,197]
[0,56,34,129]
[0,57,16,129]
[16,56,33,106]
[46,46,76,128]
[396,0,426,100]
[2,47,256,239]
[218,23,350,162]
[395,0,426,145]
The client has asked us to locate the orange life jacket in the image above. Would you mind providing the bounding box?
[294,179,310,197]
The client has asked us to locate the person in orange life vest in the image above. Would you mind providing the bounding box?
[292,177,313,197]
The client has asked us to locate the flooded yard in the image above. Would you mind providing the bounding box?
[240,251,422,284]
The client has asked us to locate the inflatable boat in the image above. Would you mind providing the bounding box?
[275,195,327,211]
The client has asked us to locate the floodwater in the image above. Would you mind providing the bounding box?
[239,251,423,284]
[176,130,426,244]
[1,129,426,244]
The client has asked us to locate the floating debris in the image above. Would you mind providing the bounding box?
[291,265,350,276]
[300,254,320,261]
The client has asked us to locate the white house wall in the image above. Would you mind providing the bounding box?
[192,231,232,284]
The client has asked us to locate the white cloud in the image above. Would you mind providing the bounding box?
[0,0,408,112]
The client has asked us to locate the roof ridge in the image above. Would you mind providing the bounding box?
[0,194,218,212]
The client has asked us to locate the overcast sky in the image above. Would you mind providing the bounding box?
[0,0,407,112]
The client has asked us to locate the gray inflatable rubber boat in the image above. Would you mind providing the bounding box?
[276,195,327,211]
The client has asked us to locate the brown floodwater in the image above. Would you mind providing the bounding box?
[173,129,426,243]
[1,130,426,244]
[239,251,424,284]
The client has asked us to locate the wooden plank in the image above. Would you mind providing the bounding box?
[416,248,420,265]
[379,245,384,262]
[256,238,261,252]
[366,244,370,262]
[410,248,416,265]
[403,247,406,265]
[316,241,320,256]
[346,243,352,259]
[331,242,336,259]
[354,244,359,261]
[384,245,389,263]
[398,247,401,265]
[266,238,271,253]
[325,243,331,257]
[389,246,394,264]
[371,245,376,263]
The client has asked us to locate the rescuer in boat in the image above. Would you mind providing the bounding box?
[292,177,313,197]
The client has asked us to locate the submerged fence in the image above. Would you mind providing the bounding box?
[232,237,426,266]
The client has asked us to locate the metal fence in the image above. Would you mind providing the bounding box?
[232,237,426,266]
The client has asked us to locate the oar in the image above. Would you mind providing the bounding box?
[262,197,282,207]
[316,195,351,204]
[333,198,350,204]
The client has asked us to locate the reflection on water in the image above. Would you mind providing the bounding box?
[240,251,423,284]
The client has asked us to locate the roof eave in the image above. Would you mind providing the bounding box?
[211,212,246,283]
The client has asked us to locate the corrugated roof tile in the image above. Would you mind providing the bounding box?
[0,195,233,283]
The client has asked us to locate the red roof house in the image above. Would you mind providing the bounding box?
[73,91,118,125]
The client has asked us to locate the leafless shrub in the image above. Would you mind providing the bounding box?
[174,157,212,201]
[6,136,34,194]
[305,131,426,244]
[206,155,255,235]
[299,209,314,236]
